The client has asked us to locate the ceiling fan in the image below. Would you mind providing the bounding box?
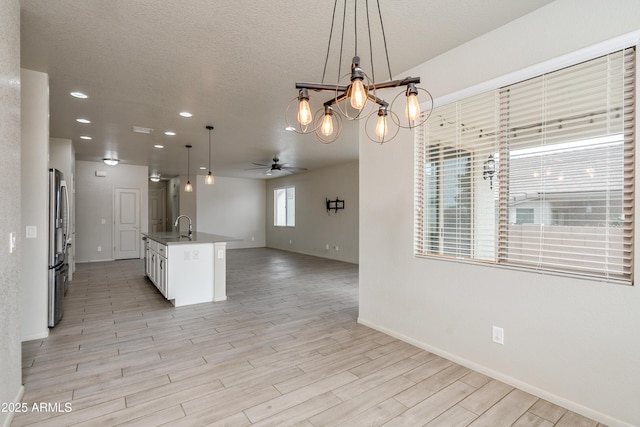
[246,157,308,175]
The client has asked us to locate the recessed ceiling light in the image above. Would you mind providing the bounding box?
[80,135,92,140]
[179,112,192,118]
[285,126,295,131]
[70,91,88,99]
[164,131,176,136]
[76,118,91,124]
[154,144,164,149]
[199,166,206,170]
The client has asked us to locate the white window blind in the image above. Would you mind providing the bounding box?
[415,47,635,284]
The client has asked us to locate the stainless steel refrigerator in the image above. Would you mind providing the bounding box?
[48,168,70,327]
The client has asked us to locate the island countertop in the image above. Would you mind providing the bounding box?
[143,231,238,245]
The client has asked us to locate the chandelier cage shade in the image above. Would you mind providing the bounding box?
[286,0,433,143]
[184,144,193,192]
[205,125,214,185]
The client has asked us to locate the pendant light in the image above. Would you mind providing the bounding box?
[286,0,433,144]
[184,144,193,192]
[205,125,214,185]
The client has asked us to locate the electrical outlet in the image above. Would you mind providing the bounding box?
[193,250,199,260]
[217,250,224,259]
[97,246,102,252]
[492,326,504,345]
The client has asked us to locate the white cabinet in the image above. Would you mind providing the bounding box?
[145,239,168,297]
[166,243,214,306]
[145,238,215,306]
[156,252,167,297]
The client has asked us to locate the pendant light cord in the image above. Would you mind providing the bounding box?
[366,0,374,83]
[208,129,211,172]
[376,0,392,80]
[321,0,339,84]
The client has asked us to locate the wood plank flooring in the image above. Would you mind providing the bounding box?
[14,248,605,426]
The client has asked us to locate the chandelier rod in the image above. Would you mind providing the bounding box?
[295,76,420,94]
[353,0,358,58]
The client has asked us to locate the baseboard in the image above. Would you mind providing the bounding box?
[21,328,49,342]
[357,317,632,427]
[213,296,227,302]
[1,385,24,427]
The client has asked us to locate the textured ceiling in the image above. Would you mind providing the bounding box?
[20,0,553,180]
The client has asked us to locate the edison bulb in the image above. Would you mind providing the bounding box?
[297,98,312,126]
[375,113,388,139]
[321,113,334,136]
[405,92,421,121]
[184,181,193,192]
[205,172,214,185]
[350,78,367,110]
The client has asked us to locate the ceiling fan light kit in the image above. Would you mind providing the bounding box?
[286,0,433,144]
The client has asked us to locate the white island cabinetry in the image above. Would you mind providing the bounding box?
[143,232,230,307]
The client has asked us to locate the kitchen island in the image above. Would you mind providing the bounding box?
[142,231,233,307]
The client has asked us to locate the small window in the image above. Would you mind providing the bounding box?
[274,186,295,227]
[515,208,534,224]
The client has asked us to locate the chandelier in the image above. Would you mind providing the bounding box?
[286,0,433,144]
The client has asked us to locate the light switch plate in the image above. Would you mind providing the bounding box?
[9,232,16,253]
[26,226,37,238]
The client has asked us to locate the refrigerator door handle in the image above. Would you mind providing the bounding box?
[61,180,70,253]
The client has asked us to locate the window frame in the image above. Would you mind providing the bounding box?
[274,186,295,227]
[414,39,637,286]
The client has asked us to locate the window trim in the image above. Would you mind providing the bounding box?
[414,39,638,286]
[431,31,640,112]
[274,185,295,227]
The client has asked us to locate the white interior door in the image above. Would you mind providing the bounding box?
[114,188,140,259]
[149,187,166,233]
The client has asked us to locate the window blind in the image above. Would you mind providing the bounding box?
[498,48,635,282]
[415,47,635,284]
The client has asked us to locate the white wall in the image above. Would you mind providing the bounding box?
[196,175,266,249]
[358,1,640,426]
[20,69,50,341]
[0,0,23,424]
[50,138,76,278]
[75,161,148,262]
[266,161,359,264]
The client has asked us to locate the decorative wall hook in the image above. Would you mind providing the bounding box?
[326,197,345,214]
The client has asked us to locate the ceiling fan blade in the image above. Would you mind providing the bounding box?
[281,166,308,171]
[244,166,270,170]
[252,162,269,167]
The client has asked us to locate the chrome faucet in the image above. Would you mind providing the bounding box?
[174,215,193,237]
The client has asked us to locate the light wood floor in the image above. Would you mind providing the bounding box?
[14,248,604,426]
